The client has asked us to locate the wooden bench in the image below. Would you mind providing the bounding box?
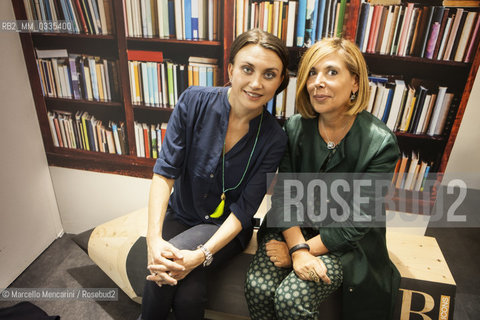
[74,205,456,320]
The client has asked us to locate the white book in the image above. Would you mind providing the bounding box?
[404,152,419,191]
[401,8,418,57]
[286,1,297,47]
[134,0,143,37]
[134,122,141,157]
[273,1,280,37]
[157,0,165,37]
[236,0,244,36]
[376,87,391,121]
[427,86,447,135]
[389,6,404,56]
[47,112,60,147]
[161,63,168,107]
[437,17,453,60]
[62,65,73,98]
[380,6,394,55]
[103,60,111,101]
[141,62,150,105]
[262,1,269,32]
[35,49,68,59]
[208,0,214,40]
[126,0,134,36]
[199,0,207,40]
[285,75,297,118]
[414,161,428,191]
[275,90,285,118]
[414,94,432,135]
[250,2,256,30]
[443,8,464,60]
[97,0,109,35]
[454,11,477,62]
[362,5,375,53]
[50,59,62,98]
[366,82,377,113]
[432,93,454,136]
[174,0,183,39]
[386,79,406,131]
[371,83,386,118]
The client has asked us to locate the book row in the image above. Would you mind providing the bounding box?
[47,110,128,155]
[35,49,119,102]
[235,0,349,47]
[128,51,218,107]
[367,76,456,136]
[393,152,432,192]
[124,0,221,40]
[23,0,114,35]
[356,3,480,62]
[134,121,168,158]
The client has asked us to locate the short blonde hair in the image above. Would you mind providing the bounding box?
[296,38,370,118]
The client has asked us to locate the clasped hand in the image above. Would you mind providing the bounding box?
[147,239,204,286]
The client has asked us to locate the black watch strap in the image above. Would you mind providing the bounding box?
[289,243,310,256]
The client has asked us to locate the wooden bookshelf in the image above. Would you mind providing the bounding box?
[12,0,480,196]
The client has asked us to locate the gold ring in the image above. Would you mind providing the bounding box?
[273,256,277,262]
[308,270,320,283]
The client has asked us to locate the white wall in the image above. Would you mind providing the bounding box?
[0,2,63,288]
[444,67,480,189]
[49,167,151,233]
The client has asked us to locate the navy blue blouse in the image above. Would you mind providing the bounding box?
[153,86,287,248]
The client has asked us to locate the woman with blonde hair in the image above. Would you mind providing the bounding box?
[245,37,400,320]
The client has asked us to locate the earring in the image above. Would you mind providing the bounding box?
[350,91,357,101]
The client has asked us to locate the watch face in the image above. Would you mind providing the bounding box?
[203,258,212,267]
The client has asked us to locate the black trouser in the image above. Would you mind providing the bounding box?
[141,212,243,320]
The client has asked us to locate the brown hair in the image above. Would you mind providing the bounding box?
[229,28,289,94]
[296,37,369,118]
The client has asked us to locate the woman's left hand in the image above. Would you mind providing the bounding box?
[265,239,292,268]
[166,249,205,281]
[291,251,331,284]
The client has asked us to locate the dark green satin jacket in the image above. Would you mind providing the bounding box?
[261,111,401,320]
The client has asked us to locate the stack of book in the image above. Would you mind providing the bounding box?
[367,76,456,136]
[393,152,432,192]
[127,50,188,108]
[23,0,114,34]
[356,2,480,62]
[265,74,297,119]
[124,0,220,40]
[187,56,219,87]
[35,49,119,102]
[47,110,127,155]
[134,121,168,158]
[234,0,350,47]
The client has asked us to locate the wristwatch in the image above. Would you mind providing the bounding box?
[197,244,213,267]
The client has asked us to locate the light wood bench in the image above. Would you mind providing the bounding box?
[75,202,456,320]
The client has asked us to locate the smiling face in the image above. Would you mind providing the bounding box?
[306,53,359,117]
[227,44,284,113]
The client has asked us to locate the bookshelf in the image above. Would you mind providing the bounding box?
[12,0,480,211]
[12,0,230,178]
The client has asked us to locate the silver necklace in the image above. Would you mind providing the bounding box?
[320,117,351,150]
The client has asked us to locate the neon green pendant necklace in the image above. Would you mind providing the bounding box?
[210,111,264,218]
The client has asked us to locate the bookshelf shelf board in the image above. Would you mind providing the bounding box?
[127,37,222,47]
[395,132,445,141]
[362,53,471,68]
[47,149,155,179]
[132,105,174,112]
[31,33,116,40]
[31,33,118,57]
[45,97,123,109]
